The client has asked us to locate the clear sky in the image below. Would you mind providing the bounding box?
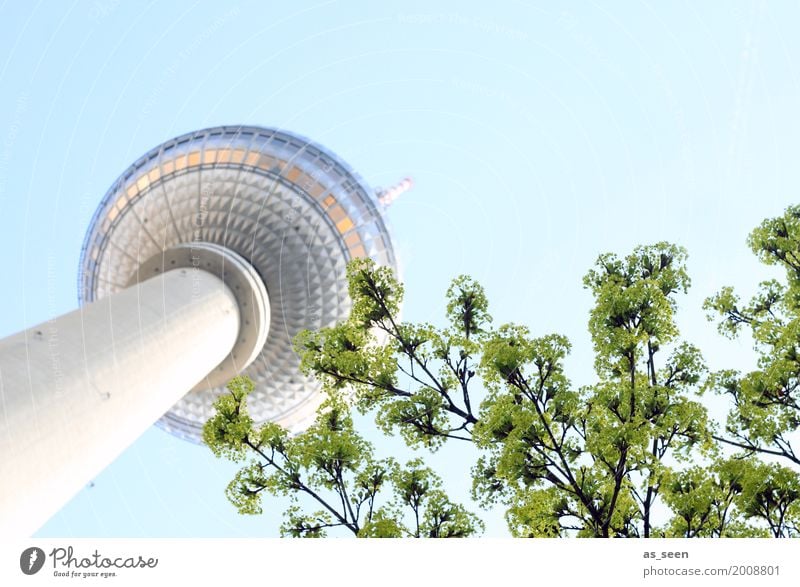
[1,0,799,537]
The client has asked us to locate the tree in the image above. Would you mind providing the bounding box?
[296,246,715,536]
[293,262,486,449]
[207,222,800,537]
[203,375,483,537]
[475,244,712,537]
[704,205,800,467]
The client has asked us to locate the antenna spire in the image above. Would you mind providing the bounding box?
[377,177,414,207]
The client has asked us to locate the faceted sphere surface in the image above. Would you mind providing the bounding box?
[79,126,396,442]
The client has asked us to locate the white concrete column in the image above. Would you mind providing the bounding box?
[0,268,240,537]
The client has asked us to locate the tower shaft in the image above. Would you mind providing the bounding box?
[0,268,240,536]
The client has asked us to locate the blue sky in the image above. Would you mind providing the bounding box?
[1,0,799,537]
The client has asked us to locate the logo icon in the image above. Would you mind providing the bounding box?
[20,547,45,575]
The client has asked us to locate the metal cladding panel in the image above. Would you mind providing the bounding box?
[78,126,397,442]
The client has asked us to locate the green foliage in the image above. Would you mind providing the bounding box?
[294,258,482,449]
[660,459,767,537]
[202,376,255,462]
[393,459,484,537]
[294,247,722,536]
[583,243,690,376]
[446,275,492,338]
[503,487,575,537]
[471,244,715,536]
[358,511,405,538]
[705,205,800,468]
[347,257,404,329]
[203,377,481,538]
[207,218,800,538]
[738,462,800,537]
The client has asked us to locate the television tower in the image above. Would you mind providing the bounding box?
[0,126,401,536]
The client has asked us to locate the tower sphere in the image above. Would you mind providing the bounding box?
[78,126,397,442]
